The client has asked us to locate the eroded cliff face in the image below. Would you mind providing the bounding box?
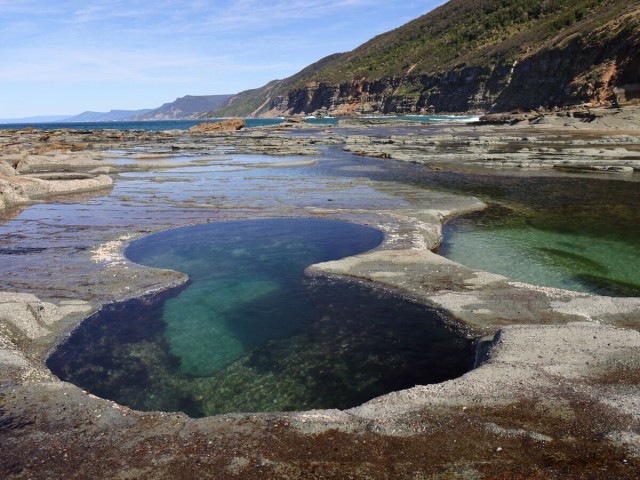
[267,25,640,116]
[496,23,640,111]
[276,69,502,116]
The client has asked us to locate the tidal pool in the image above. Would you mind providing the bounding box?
[431,173,640,297]
[48,218,473,416]
[440,203,640,296]
[319,153,640,297]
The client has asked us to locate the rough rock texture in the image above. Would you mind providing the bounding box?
[0,174,113,211]
[1,114,640,478]
[189,119,245,133]
[277,27,640,116]
[0,293,95,365]
[341,106,640,173]
[2,311,639,479]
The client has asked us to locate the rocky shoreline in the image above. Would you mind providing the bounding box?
[1,108,640,478]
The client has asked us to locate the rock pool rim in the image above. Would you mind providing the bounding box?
[46,217,477,416]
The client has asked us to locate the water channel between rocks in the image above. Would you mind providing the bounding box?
[47,218,474,417]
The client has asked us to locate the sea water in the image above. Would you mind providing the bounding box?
[47,218,473,416]
[440,203,640,296]
[0,115,478,131]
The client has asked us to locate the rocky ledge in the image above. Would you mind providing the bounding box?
[1,110,639,478]
[343,106,640,174]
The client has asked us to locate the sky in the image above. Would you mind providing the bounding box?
[0,0,446,118]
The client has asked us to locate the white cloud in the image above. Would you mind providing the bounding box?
[200,0,387,31]
[0,44,298,85]
[0,0,445,116]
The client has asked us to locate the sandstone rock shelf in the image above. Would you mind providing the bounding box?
[1,110,639,478]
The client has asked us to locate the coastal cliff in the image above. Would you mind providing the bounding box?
[215,0,640,117]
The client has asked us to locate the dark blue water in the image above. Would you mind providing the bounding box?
[0,118,287,131]
[47,218,473,416]
[0,115,479,131]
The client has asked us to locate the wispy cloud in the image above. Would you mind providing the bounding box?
[37,0,391,34]
[0,0,444,117]
[199,0,386,31]
[0,45,298,84]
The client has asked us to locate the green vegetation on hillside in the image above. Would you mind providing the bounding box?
[303,0,628,83]
[216,85,279,118]
[213,0,640,116]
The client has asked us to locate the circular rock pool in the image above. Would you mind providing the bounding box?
[47,218,474,416]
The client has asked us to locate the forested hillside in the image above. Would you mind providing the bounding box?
[215,0,640,116]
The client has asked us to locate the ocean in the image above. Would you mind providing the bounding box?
[0,115,480,131]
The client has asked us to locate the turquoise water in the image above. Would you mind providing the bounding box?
[128,219,387,377]
[47,218,473,415]
[316,157,640,297]
[440,204,640,296]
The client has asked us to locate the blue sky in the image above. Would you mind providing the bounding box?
[0,0,446,118]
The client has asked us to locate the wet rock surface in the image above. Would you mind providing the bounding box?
[343,110,640,174]
[1,111,640,478]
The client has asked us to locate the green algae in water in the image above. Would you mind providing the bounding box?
[48,218,473,416]
[440,204,640,296]
[324,154,640,296]
[162,278,280,376]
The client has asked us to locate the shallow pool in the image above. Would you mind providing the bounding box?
[440,203,640,296]
[320,153,640,296]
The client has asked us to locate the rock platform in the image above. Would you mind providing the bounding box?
[1,108,640,478]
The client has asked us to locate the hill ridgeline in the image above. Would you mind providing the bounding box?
[215,0,640,117]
